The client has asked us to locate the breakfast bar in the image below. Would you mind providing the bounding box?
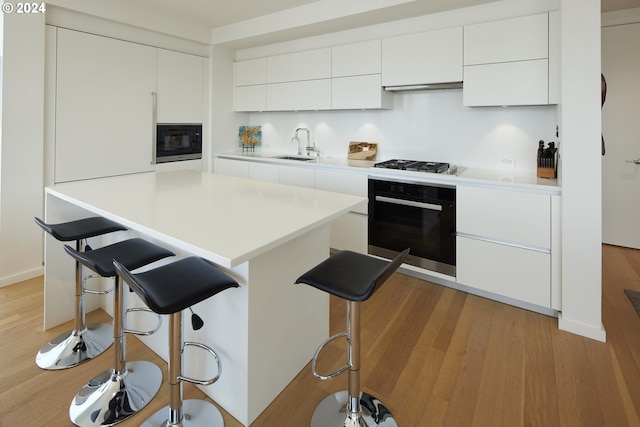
[43,170,366,426]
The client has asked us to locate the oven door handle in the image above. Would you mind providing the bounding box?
[375,196,443,211]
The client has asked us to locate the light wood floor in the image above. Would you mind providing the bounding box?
[2,244,640,426]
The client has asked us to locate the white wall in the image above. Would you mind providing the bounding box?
[245,91,556,173]
[0,12,46,286]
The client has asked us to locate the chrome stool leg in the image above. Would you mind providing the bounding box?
[36,239,113,370]
[142,310,223,427]
[69,275,162,427]
[311,301,397,427]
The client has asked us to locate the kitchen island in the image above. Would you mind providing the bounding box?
[43,170,366,426]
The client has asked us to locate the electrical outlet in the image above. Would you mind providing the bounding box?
[499,156,515,168]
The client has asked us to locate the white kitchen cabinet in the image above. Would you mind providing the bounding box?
[332,75,392,110]
[248,162,279,183]
[233,58,267,112]
[156,49,205,123]
[266,79,332,111]
[234,58,267,86]
[463,13,551,106]
[463,59,549,107]
[463,14,548,65]
[55,28,156,183]
[332,40,381,77]
[266,48,331,83]
[316,168,368,253]
[456,185,552,308]
[234,85,267,112]
[216,158,249,178]
[279,165,316,188]
[381,26,463,87]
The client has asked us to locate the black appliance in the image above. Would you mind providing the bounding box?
[374,159,450,173]
[155,124,202,163]
[368,177,456,276]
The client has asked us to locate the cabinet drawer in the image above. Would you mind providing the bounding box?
[464,13,548,65]
[316,169,368,214]
[463,59,549,106]
[457,185,550,249]
[330,212,367,253]
[216,158,249,178]
[457,236,550,308]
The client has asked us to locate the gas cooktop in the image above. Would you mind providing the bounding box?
[374,159,451,174]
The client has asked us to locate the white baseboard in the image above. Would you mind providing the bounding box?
[558,314,607,342]
[0,267,44,288]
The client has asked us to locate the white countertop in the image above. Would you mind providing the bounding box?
[46,170,366,268]
[216,151,561,194]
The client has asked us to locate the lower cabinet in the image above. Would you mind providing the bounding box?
[215,157,368,253]
[456,185,553,308]
[457,237,550,307]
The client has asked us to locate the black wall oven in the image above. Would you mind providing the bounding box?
[155,124,202,163]
[368,178,456,276]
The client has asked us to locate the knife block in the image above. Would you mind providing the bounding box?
[537,151,557,179]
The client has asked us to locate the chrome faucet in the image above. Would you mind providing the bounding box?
[292,127,319,157]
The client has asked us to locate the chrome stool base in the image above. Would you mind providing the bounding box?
[69,361,162,427]
[35,323,113,370]
[311,391,397,427]
[142,399,224,427]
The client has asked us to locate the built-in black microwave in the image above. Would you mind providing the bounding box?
[155,124,202,163]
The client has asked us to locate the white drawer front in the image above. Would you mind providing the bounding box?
[457,236,550,308]
[457,185,550,249]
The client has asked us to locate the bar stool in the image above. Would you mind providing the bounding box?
[113,256,239,427]
[295,248,409,427]
[34,216,127,370]
[64,238,175,427]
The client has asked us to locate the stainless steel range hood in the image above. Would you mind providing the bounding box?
[384,81,463,92]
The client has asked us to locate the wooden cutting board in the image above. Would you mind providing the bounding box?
[347,141,378,161]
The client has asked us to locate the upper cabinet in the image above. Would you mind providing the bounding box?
[233,42,391,111]
[463,13,556,106]
[331,40,392,110]
[381,27,463,87]
[157,49,205,123]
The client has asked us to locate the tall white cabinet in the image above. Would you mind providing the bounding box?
[54,28,206,183]
[55,29,157,183]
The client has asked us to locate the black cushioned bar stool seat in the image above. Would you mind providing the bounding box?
[34,216,127,370]
[295,248,409,427]
[114,256,239,427]
[65,238,175,427]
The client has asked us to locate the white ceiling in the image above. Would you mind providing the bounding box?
[126,0,640,48]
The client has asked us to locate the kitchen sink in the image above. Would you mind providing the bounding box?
[270,155,317,162]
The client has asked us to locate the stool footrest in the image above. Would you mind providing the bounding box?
[82,274,114,296]
[312,331,350,381]
[178,341,222,386]
[123,307,162,336]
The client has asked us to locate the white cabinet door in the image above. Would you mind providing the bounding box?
[249,162,279,183]
[266,79,332,111]
[157,49,204,123]
[316,168,368,253]
[463,59,549,107]
[234,58,267,86]
[279,166,315,188]
[216,158,249,178]
[463,13,548,65]
[234,85,267,112]
[332,75,392,110]
[55,29,156,183]
[381,27,463,86]
[332,40,381,77]
[266,48,331,83]
[457,237,551,308]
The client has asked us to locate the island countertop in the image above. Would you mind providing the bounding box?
[46,170,367,268]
